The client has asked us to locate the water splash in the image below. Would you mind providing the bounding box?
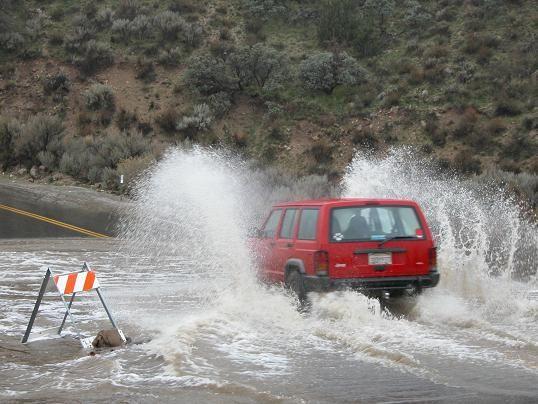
[116,145,538,385]
[342,147,538,327]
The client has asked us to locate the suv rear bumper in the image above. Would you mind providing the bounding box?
[303,270,440,293]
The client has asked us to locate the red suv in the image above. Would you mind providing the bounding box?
[253,198,439,301]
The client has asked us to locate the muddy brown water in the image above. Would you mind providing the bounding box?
[1,238,537,403]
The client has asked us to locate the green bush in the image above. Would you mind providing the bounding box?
[157,47,182,66]
[59,130,151,185]
[228,43,289,91]
[43,72,70,95]
[102,167,118,189]
[95,8,115,28]
[501,134,536,161]
[169,0,201,13]
[12,114,65,167]
[70,15,96,43]
[404,1,433,30]
[115,0,141,20]
[243,0,286,18]
[37,150,56,169]
[185,44,288,96]
[317,0,360,44]
[130,15,153,40]
[25,15,47,40]
[153,11,187,41]
[176,104,213,138]
[74,40,114,74]
[299,51,363,94]
[84,84,115,111]
[364,0,394,34]
[111,18,131,41]
[0,32,24,52]
[494,98,522,117]
[184,53,237,95]
[316,0,386,56]
[207,92,232,118]
[0,117,19,169]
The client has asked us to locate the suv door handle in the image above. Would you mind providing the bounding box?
[269,242,276,247]
[286,243,294,248]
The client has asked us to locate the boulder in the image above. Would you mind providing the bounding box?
[92,329,126,348]
[30,166,39,179]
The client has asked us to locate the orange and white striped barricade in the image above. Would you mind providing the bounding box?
[21,262,126,348]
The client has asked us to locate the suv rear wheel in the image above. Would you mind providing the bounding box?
[286,270,307,304]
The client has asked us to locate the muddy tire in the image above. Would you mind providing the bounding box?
[286,270,308,308]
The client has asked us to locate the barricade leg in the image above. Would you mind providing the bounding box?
[21,269,51,343]
[58,292,76,334]
[96,288,118,329]
[58,292,85,343]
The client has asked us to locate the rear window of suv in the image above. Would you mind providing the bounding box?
[330,206,423,242]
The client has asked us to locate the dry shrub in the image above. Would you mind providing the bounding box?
[383,88,402,107]
[116,108,138,131]
[424,44,449,59]
[409,65,424,84]
[310,139,333,165]
[494,98,522,117]
[135,58,156,83]
[453,149,482,174]
[156,107,180,134]
[351,128,379,149]
[12,114,65,167]
[482,118,506,136]
[450,107,478,139]
[423,63,445,84]
[116,154,155,193]
[231,132,248,148]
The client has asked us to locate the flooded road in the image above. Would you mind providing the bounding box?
[1,238,537,403]
[1,148,537,402]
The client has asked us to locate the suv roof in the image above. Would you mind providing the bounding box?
[273,198,418,208]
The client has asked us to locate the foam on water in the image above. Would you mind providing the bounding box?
[117,146,538,387]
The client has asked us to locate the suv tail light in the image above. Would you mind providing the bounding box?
[429,247,437,269]
[314,250,329,276]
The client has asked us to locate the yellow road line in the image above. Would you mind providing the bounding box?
[0,203,111,238]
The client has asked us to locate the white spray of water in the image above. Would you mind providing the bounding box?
[342,148,538,329]
[118,146,538,385]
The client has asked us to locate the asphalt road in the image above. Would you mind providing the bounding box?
[0,177,127,238]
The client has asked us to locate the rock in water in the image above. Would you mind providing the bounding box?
[92,329,125,348]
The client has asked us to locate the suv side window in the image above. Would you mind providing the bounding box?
[279,209,298,239]
[297,209,319,240]
[262,209,282,238]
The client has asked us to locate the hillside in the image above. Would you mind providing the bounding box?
[0,0,536,206]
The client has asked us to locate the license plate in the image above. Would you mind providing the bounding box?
[368,253,392,265]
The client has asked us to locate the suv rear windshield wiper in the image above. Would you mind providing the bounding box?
[377,235,416,247]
